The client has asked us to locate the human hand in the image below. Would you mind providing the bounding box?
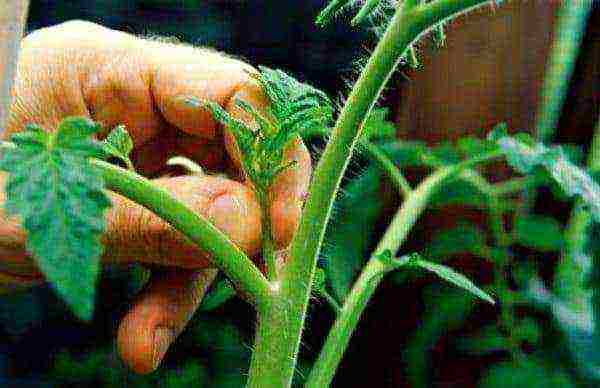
[0,20,311,373]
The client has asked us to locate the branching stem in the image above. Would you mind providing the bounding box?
[246,1,493,386]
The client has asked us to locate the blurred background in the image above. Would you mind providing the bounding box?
[0,0,599,387]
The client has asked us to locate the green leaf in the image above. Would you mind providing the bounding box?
[513,317,542,344]
[405,285,476,388]
[429,177,488,208]
[102,125,134,169]
[361,107,396,142]
[490,127,600,221]
[456,324,508,355]
[424,223,488,259]
[0,117,111,320]
[514,215,563,251]
[408,256,495,304]
[322,167,384,302]
[456,136,499,159]
[479,358,574,388]
[199,279,237,312]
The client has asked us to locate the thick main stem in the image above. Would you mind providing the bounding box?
[247,1,492,386]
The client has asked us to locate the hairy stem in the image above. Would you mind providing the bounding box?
[247,1,493,386]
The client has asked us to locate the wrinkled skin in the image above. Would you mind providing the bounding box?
[0,21,311,374]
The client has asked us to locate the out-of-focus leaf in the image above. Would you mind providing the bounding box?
[424,223,488,259]
[489,127,600,220]
[322,167,384,302]
[191,318,250,387]
[405,286,476,388]
[379,140,429,167]
[514,317,542,344]
[361,107,396,141]
[479,358,574,388]
[456,136,499,159]
[429,142,462,165]
[514,215,563,251]
[430,177,488,207]
[527,278,600,380]
[456,324,508,355]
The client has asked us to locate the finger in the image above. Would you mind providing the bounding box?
[104,175,262,268]
[117,268,217,374]
[7,21,253,147]
[223,82,313,247]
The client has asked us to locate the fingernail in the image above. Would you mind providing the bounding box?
[152,326,174,369]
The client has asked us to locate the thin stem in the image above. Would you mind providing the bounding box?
[360,141,412,196]
[257,188,278,281]
[247,1,492,386]
[303,126,414,197]
[93,160,272,307]
[306,166,459,387]
[491,176,532,196]
[0,0,29,135]
[321,290,343,314]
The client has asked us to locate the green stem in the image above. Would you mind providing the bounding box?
[247,1,493,385]
[257,188,278,281]
[93,160,272,307]
[303,126,414,197]
[535,0,592,143]
[360,141,412,196]
[320,289,343,314]
[306,166,459,387]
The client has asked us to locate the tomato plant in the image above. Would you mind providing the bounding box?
[0,0,597,387]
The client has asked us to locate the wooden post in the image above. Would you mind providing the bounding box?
[0,0,29,134]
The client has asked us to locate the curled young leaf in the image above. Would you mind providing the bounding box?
[102,125,134,170]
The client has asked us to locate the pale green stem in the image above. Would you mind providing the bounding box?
[93,160,272,306]
[257,188,278,281]
[360,141,412,196]
[247,1,493,386]
[306,166,462,387]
